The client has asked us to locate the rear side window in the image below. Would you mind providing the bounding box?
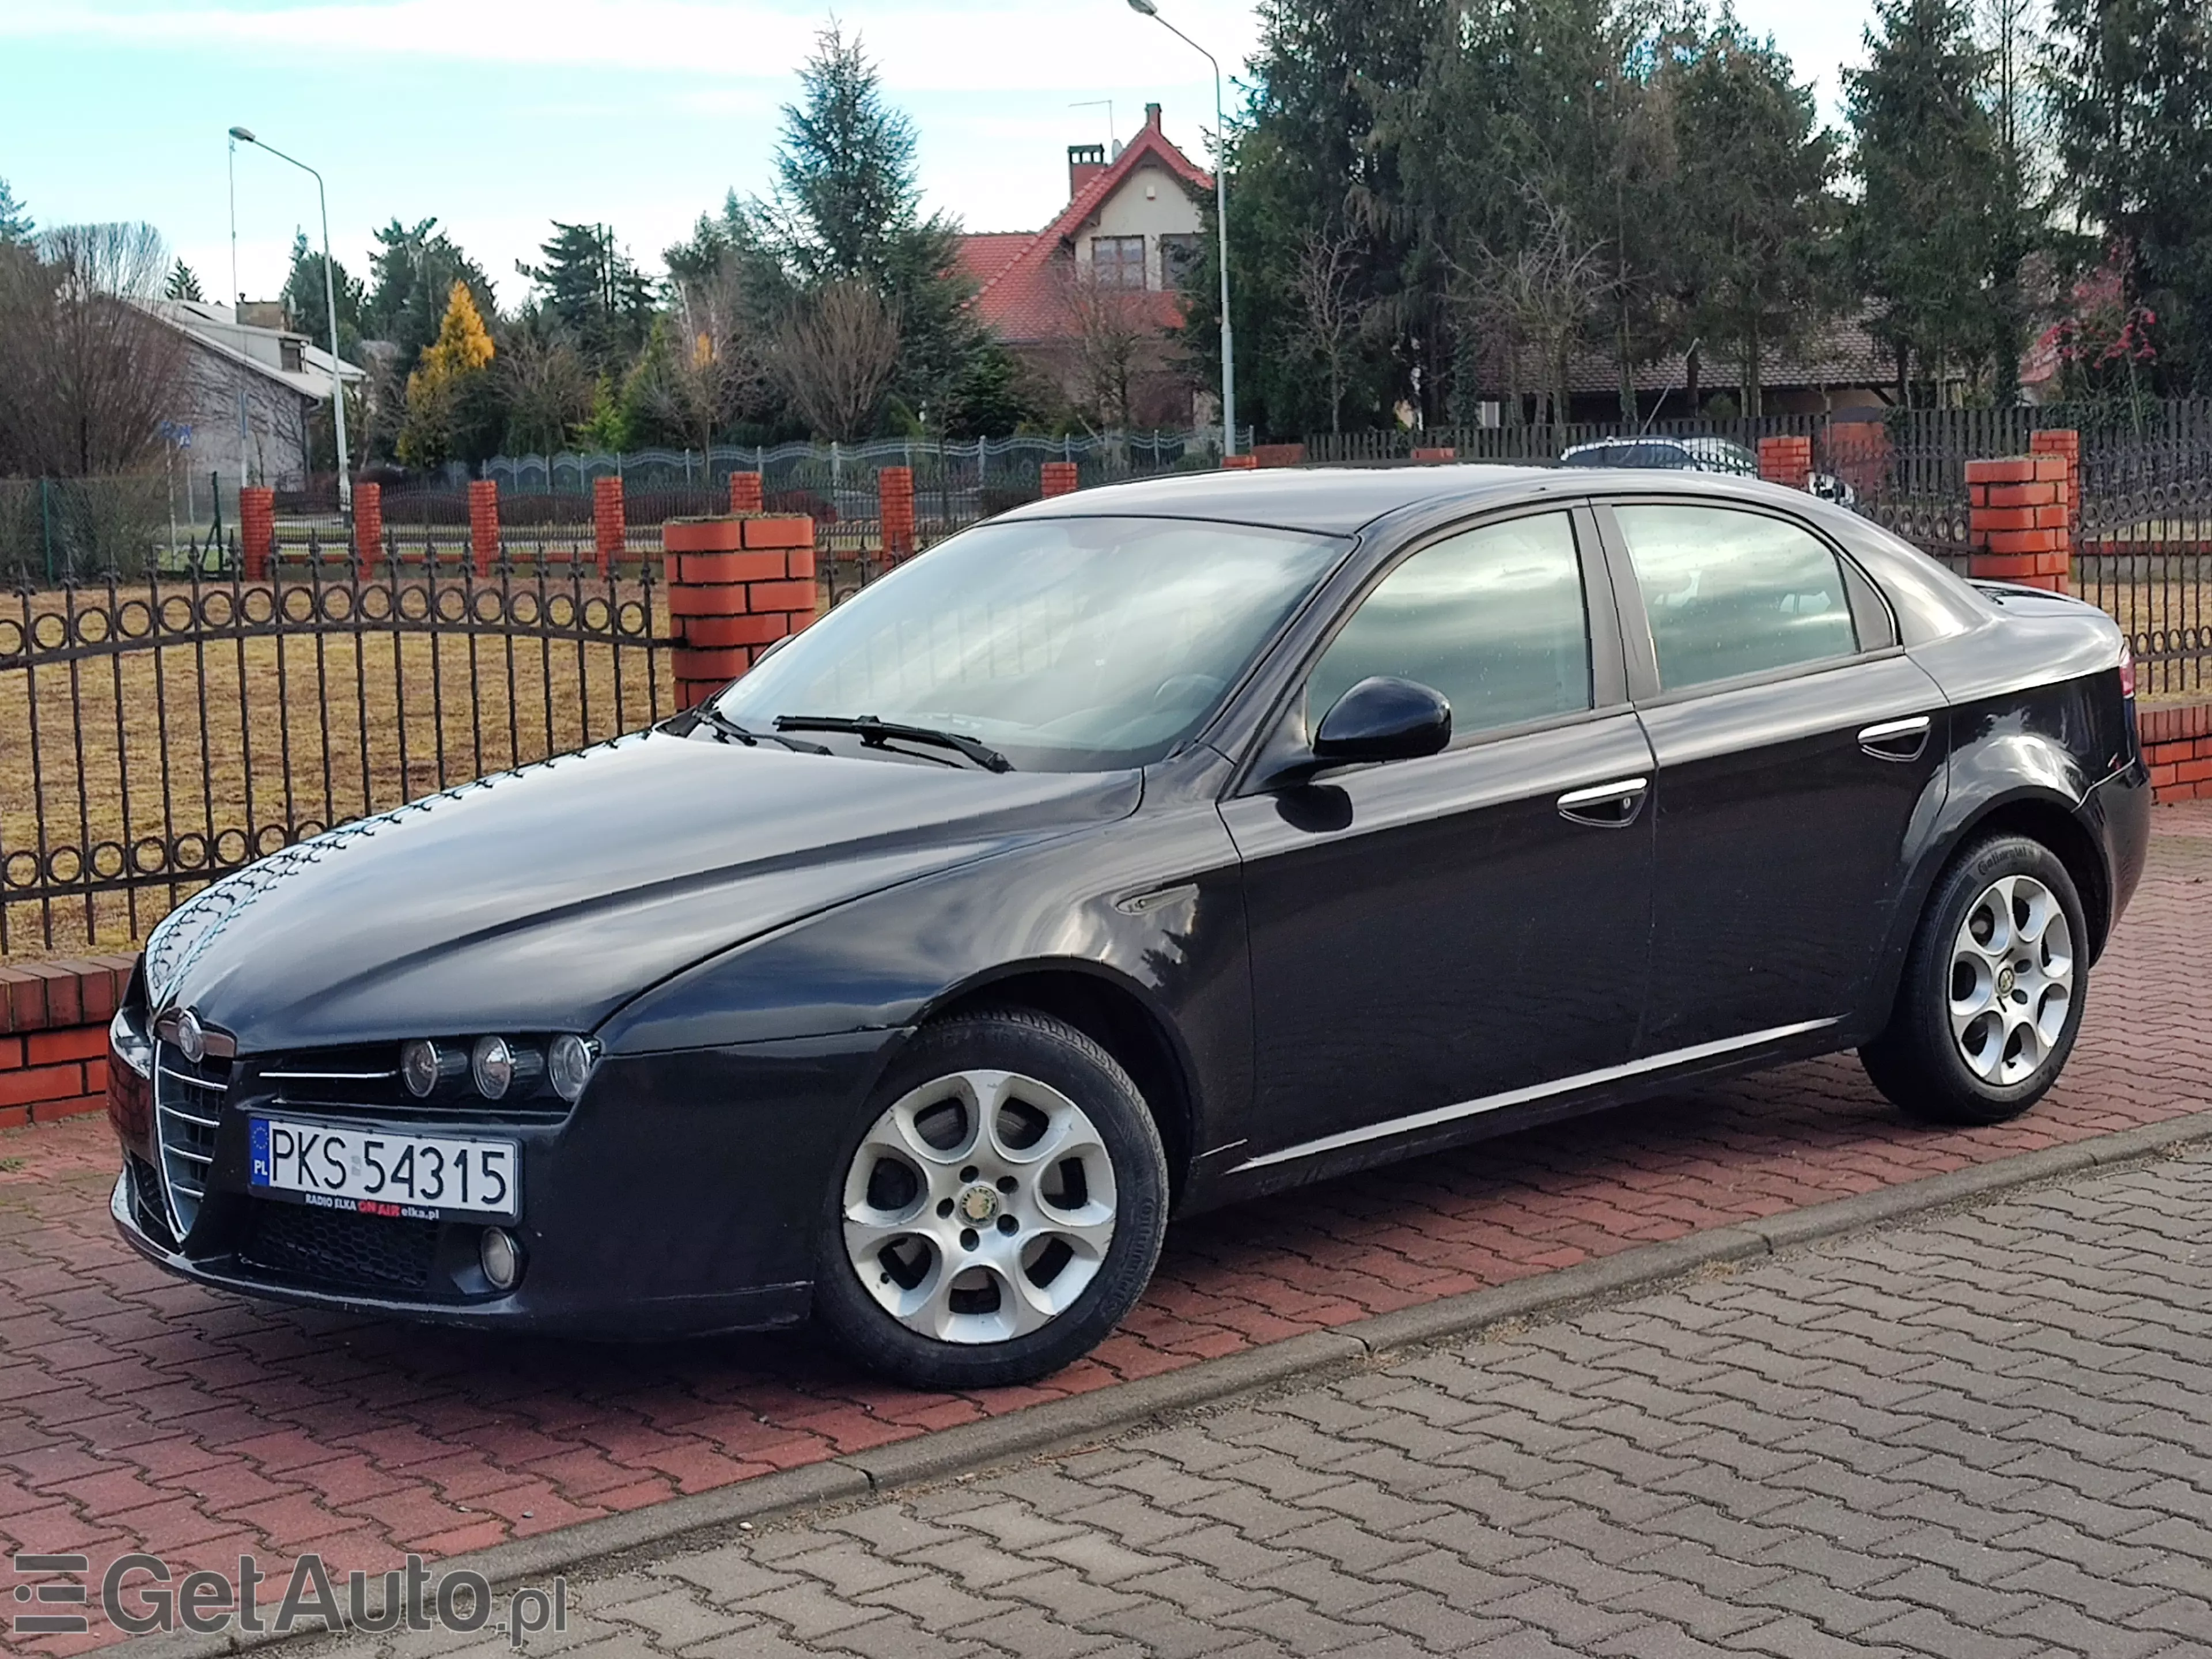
[1615,504,1858,692]
[1307,512,1592,741]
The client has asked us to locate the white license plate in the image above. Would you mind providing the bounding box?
[249,1117,519,1222]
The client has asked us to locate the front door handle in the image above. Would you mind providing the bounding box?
[1557,776,1649,828]
[1858,714,1932,762]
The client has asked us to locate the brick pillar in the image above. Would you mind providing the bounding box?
[468,479,501,576]
[1221,453,1260,471]
[237,486,275,582]
[1410,446,1457,463]
[2029,429,2080,547]
[1966,456,2073,593]
[729,471,764,515]
[351,482,383,579]
[592,476,626,575]
[663,515,817,710]
[1757,435,1813,491]
[1040,461,1080,498]
[1251,443,1307,468]
[878,465,916,560]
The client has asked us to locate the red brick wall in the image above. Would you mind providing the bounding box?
[1758,435,1813,491]
[664,515,817,710]
[1040,461,1080,497]
[593,477,626,574]
[1966,456,2073,593]
[2142,702,2212,802]
[238,487,275,581]
[0,957,134,1128]
[468,478,501,575]
[351,482,383,578]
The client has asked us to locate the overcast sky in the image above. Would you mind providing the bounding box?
[0,1,1877,314]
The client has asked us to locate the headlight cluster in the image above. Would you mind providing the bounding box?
[110,1008,154,1080]
[399,1035,597,1105]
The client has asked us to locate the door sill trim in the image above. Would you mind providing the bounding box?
[1232,1017,1840,1174]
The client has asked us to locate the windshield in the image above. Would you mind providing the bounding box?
[713,516,1347,771]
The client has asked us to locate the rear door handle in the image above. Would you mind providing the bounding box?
[1557,777,1649,828]
[1858,715,1932,762]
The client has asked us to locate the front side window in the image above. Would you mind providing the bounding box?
[716,517,1344,771]
[1305,512,1593,743]
[1090,236,1148,290]
[1614,503,1858,692]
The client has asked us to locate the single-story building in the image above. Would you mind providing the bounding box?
[141,298,365,495]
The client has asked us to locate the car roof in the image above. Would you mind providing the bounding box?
[999,460,1840,536]
[997,461,1995,642]
[1003,463,1573,536]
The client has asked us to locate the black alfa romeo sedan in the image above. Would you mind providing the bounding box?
[108,466,2150,1388]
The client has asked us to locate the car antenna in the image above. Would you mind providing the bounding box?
[1639,338,1700,435]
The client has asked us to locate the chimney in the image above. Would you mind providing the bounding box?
[1067,143,1107,200]
[1145,102,1163,131]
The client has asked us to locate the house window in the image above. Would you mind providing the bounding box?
[280,338,305,373]
[1160,234,1202,291]
[1091,236,1148,290]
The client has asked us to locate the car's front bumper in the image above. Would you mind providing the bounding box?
[109,1031,900,1338]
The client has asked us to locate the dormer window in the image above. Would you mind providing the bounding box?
[1092,236,1147,291]
[279,337,305,373]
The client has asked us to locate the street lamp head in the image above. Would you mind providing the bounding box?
[1125,0,1159,14]
[228,126,256,143]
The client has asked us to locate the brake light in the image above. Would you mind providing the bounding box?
[2118,640,2136,700]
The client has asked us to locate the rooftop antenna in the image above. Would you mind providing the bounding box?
[1070,99,1116,153]
[1639,338,1700,434]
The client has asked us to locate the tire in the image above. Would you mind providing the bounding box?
[813,1009,1169,1389]
[1861,835,2089,1126]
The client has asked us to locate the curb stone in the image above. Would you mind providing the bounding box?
[131,1104,2212,1658]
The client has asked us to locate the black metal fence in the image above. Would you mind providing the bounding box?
[1,558,672,957]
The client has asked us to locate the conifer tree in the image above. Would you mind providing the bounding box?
[397,281,498,467]
[1845,0,2008,403]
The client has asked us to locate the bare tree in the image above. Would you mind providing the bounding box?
[1456,201,1611,428]
[495,325,596,454]
[770,279,900,442]
[1287,226,1374,434]
[0,222,188,476]
[1058,270,1170,434]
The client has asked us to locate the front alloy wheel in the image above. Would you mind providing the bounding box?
[843,1068,1118,1344]
[815,1010,1168,1389]
[1862,834,2090,1125]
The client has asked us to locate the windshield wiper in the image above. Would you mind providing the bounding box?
[773,714,1014,773]
[684,704,831,754]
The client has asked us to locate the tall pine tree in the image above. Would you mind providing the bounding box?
[516,222,653,373]
[1845,0,2008,404]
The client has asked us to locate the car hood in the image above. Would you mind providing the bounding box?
[143,730,1141,1051]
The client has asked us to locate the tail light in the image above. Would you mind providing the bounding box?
[2118,640,2137,700]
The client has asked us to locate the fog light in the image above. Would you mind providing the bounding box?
[548,1034,597,1104]
[471,1036,514,1100]
[479,1227,520,1291]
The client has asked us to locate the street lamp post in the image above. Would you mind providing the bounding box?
[229,126,353,516]
[1124,0,1236,457]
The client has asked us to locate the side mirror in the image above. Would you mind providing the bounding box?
[1313,676,1452,766]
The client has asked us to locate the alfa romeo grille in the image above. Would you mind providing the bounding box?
[153,1041,231,1238]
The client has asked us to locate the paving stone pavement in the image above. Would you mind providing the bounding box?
[2,802,2209,1653]
[320,1144,2212,1659]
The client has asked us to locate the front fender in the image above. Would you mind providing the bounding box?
[597,796,1255,1157]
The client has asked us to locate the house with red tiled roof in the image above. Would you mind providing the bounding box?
[959,103,1214,429]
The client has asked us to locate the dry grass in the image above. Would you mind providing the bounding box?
[2,574,673,960]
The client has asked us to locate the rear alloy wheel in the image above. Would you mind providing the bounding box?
[1862,835,2089,1126]
[815,1011,1168,1388]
